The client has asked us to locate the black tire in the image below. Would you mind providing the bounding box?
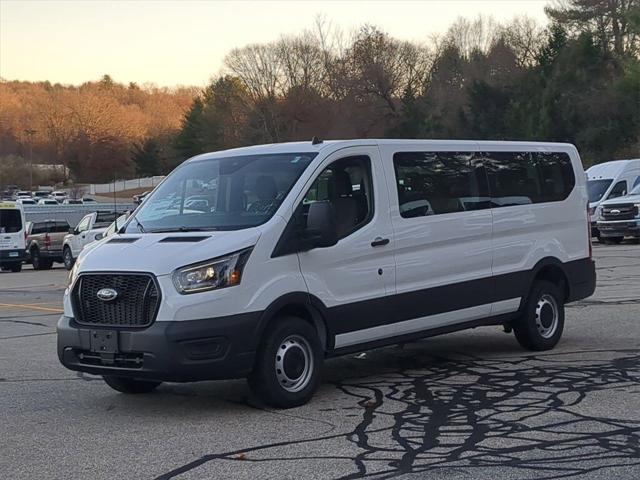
[10,263,22,273]
[63,247,75,271]
[248,317,323,408]
[103,376,161,394]
[514,280,565,351]
[605,236,624,244]
[31,248,43,270]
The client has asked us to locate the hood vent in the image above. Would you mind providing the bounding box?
[108,237,140,244]
[159,236,209,243]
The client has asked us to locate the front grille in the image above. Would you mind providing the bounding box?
[73,273,160,327]
[602,204,638,221]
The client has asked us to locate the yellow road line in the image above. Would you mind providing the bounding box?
[0,302,63,313]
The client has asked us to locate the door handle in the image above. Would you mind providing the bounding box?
[371,237,390,247]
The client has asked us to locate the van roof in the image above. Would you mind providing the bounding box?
[188,139,578,162]
[586,159,640,179]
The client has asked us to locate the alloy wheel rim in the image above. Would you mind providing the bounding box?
[275,335,313,393]
[535,294,559,339]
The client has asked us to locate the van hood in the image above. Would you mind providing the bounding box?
[76,229,261,276]
[600,194,640,206]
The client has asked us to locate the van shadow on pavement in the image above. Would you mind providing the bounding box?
[155,346,640,479]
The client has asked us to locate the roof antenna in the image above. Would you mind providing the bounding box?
[311,136,323,145]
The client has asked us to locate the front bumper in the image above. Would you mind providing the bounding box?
[57,312,262,382]
[596,220,640,238]
[0,249,25,265]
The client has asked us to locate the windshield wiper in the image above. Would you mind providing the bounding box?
[134,217,146,233]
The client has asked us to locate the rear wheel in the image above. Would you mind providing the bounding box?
[32,249,53,270]
[248,317,323,408]
[10,263,22,273]
[514,280,565,351]
[63,246,74,271]
[103,376,161,394]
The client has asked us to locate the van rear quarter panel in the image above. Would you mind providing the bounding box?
[486,144,589,279]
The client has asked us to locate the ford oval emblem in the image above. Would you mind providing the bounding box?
[611,209,620,214]
[96,288,118,302]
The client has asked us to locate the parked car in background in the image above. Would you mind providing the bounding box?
[16,191,32,198]
[33,191,53,200]
[596,183,640,243]
[51,191,68,202]
[82,197,98,204]
[62,211,126,270]
[38,198,59,206]
[587,159,640,238]
[25,220,71,270]
[0,201,26,272]
[16,198,37,205]
[62,199,83,205]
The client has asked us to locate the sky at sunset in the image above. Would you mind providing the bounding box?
[1,0,549,87]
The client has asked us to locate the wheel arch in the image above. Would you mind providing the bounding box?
[528,257,570,302]
[256,292,330,353]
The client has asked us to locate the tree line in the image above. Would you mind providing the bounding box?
[1,0,639,185]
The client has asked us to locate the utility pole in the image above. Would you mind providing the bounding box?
[24,129,37,191]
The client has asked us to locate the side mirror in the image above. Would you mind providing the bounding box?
[95,233,104,241]
[302,201,337,250]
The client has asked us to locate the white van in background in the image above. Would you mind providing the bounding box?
[587,159,640,237]
[57,140,596,408]
[0,201,26,273]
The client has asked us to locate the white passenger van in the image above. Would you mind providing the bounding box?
[586,159,640,236]
[58,140,596,407]
[0,201,26,273]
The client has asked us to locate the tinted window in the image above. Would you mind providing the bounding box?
[607,180,627,199]
[303,156,373,239]
[587,179,613,203]
[393,152,488,218]
[0,209,23,233]
[31,223,46,234]
[633,176,640,189]
[484,151,575,207]
[51,221,71,233]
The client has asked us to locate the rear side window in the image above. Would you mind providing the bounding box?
[393,152,488,218]
[51,221,71,233]
[0,209,23,233]
[484,151,575,207]
[31,223,47,234]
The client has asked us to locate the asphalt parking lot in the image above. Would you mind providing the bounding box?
[1,243,639,480]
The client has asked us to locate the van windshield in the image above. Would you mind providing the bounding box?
[587,179,613,203]
[125,153,316,233]
[0,209,22,233]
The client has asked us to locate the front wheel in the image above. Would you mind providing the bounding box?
[103,376,161,394]
[63,247,74,271]
[9,263,22,273]
[514,280,565,351]
[248,317,323,408]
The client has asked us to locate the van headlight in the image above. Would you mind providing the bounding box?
[68,262,80,286]
[172,248,252,294]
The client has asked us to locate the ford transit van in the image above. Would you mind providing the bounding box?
[57,140,596,407]
[0,201,26,273]
[587,159,640,237]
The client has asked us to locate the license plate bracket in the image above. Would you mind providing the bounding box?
[89,330,118,354]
